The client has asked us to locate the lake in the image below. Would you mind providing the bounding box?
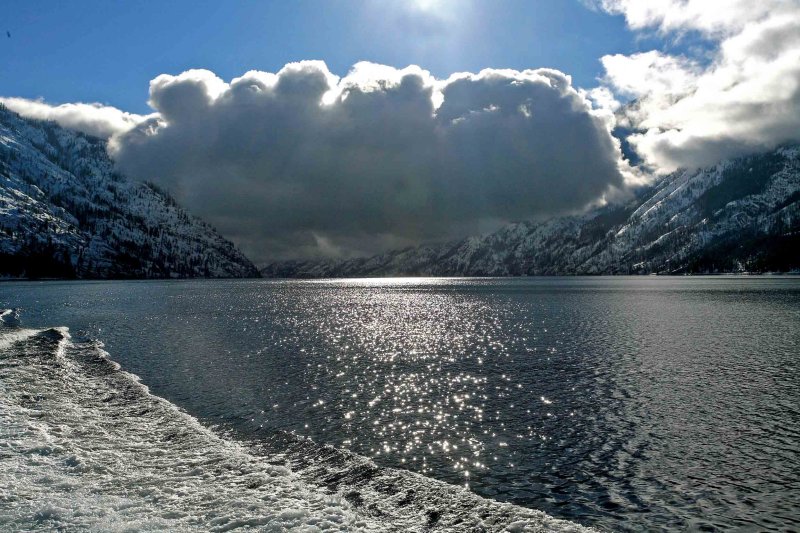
[1,277,798,531]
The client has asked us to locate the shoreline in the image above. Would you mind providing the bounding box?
[2,271,799,283]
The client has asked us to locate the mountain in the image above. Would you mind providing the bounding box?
[262,146,800,277]
[0,106,259,279]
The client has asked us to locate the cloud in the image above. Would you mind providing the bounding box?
[0,97,150,139]
[590,0,785,36]
[110,62,627,262]
[595,0,800,171]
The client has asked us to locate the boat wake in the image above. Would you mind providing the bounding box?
[0,309,592,532]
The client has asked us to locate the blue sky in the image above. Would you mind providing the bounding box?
[2,0,660,113]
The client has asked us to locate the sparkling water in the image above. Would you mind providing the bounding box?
[1,277,798,531]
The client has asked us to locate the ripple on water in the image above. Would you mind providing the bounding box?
[1,276,798,532]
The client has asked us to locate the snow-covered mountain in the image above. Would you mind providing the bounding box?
[0,106,259,278]
[262,146,800,277]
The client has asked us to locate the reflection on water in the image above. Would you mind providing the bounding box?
[2,277,798,531]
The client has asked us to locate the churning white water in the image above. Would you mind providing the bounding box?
[0,312,591,532]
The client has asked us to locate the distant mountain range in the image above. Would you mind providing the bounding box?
[262,146,800,277]
[0,106,258,279]
[2,106,797,279]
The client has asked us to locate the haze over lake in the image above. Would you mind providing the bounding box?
[2,277,797,531]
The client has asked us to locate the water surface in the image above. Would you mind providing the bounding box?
[1,277,798,531]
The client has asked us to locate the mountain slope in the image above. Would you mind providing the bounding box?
[0,106,259,279]
[262,146,800,277]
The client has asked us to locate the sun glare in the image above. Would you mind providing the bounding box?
[412,0,445,12]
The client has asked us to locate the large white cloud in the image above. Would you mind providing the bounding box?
[108,62,627,262]
[593,0,786,36]
[594,0,800,171]
[0,97,151,139]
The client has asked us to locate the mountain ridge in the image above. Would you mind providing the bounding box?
[261,146,800,277]
[2,105,797,280]
[0,106,259,279]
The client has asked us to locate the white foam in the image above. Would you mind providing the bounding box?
[0,328,384,531]
[0,328,37,351]
[0,323,595,532]
[0,308,20,327]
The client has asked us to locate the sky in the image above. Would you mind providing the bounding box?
[2,0,799,263]
[3,0,647,114]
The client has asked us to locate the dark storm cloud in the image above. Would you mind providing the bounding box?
[110,62,627,262]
